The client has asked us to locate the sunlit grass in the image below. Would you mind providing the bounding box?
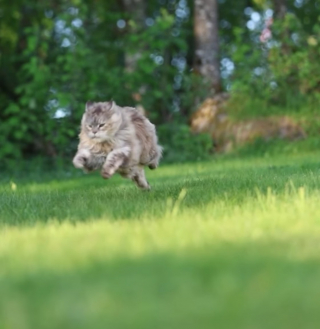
[1,152,320,329]
[1,186,320,276]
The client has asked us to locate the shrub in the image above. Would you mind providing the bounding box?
[157,123,213,163]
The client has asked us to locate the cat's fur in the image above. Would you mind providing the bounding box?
[72,101,162,189]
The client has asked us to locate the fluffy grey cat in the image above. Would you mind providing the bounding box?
[73,101,162,190]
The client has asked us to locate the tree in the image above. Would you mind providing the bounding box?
[121,0,146,72]
[193,0,221,95]
[273,0,286,19]
[121,0,145,27]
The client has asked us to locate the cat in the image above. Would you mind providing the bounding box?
[72,100,162,190]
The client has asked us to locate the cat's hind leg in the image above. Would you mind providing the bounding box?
[148,145,163,170]
[132,166,150,190]
[101,146,130,179]
[119,166,150,190]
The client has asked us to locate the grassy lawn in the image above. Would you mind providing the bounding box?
[1,152,320,329]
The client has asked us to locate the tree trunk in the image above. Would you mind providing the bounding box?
[122,0,145,27]
[273,0,286,19]
[194,0,221,95]
[121,0,146,72]
[273,0,288,55]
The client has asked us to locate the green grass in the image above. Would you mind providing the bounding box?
[1,152,320,329]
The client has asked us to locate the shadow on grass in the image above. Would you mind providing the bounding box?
[1,242,320,329]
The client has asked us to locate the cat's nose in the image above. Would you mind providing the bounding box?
[92,129,98,134]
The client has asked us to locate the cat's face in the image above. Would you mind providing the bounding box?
[82,101,122,141]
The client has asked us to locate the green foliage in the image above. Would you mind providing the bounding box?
[158,123,213,163]
[231,137,320,158]
[121,9,191,123]
[0,1,195,164]
[2,0,320,165]
[226,91,319,120]
[269,14,320,98]
[230,12,320,123]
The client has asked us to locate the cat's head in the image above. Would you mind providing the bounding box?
[82,101,122,141]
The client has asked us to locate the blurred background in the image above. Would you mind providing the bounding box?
[0,0,319,168]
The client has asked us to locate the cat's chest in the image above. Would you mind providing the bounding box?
[91,141,114,155]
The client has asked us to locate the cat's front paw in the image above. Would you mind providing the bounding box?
[73,156,86,169]
[101,167,113,179]
[73,149,91,170]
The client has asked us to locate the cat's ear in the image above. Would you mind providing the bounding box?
[104,100,115,111]
[109,102,120,121]
[86,101,94,111]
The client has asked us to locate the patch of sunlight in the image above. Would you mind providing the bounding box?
[1,187,320,278]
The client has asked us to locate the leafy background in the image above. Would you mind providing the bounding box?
[1,0,320,167]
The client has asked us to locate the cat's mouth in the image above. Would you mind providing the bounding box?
[89,133,101,139]
[89,135,101,141]
[90,134,109,142]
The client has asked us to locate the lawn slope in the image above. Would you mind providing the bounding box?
[1,153,320,329]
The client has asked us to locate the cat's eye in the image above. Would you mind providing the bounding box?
[99,123,105,128]
[87,125,92,129]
